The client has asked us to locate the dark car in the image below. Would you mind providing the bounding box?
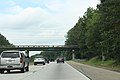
[50,58,55,62]
[56,57,64,63]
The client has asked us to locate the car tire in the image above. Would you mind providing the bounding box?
[26,66,29,71]
[34,63,37,65]
[21,67,25,73]
[43,63,45,65]
[0,70,4,74]
[7,70,10,73]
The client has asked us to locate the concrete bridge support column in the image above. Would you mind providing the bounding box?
[72,53,75,60]
[72,50,75,60]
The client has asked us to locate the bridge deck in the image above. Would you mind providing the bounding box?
[0,45,79,51]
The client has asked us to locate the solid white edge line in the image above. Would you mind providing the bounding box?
[66,63,91,80]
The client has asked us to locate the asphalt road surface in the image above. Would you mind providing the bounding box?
[0,62,90,80]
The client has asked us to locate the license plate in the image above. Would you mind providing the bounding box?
[7,66,13,68]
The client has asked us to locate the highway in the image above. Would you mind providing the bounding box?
[0,62,90,80]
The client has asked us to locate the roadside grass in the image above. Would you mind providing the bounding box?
[73,57,120,72]
[85,57,114,66]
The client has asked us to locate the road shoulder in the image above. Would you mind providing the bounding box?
[67,61,120,80]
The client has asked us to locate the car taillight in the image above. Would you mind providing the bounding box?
[20,57,22,64]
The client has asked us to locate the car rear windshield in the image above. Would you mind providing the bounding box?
[1,52,19,58]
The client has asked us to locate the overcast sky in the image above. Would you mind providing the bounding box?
[0,0,100,45]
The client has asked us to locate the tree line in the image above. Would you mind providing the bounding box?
[0,33,13,53]
[0,33,11,45]
[65,0,120,63]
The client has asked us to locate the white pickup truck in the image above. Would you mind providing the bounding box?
[0,50,29,73]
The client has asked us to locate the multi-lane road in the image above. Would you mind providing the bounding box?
[0,62,90,80]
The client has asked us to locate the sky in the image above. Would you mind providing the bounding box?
[0,0,100,46]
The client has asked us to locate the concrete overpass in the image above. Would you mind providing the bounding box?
[0,45,79,51]
[0,45,80,60]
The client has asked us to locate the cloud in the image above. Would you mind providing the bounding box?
[0,7,50,29]
[45,0,65,12]
[5,5,23,14]
[0,0,100,45]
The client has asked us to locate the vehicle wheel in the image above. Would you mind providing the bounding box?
[21,67,25,73]
[26,66,29,71]
[34,63,37,65]
[43,63,45,65]
[7,70,10,73]
[0,70,4,74]
[47,61,49,64]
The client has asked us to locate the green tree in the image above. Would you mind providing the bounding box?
[65,7,101,59]
[65,1,120,62]
[97,0,120,62]
[65,18,86,59]
[0,33,11,45]
[0,33,13,53]
[84,8,101,59]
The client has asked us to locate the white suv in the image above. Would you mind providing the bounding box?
[34,56,45,65]
[0,50,29,73]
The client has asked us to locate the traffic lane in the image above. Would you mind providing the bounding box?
[0,64,47,80]
[23,62,90,80]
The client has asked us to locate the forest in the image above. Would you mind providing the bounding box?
[65,0,120,63]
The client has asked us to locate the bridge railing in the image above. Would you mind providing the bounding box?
[15,45,78,48]
[0,45,78,48]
